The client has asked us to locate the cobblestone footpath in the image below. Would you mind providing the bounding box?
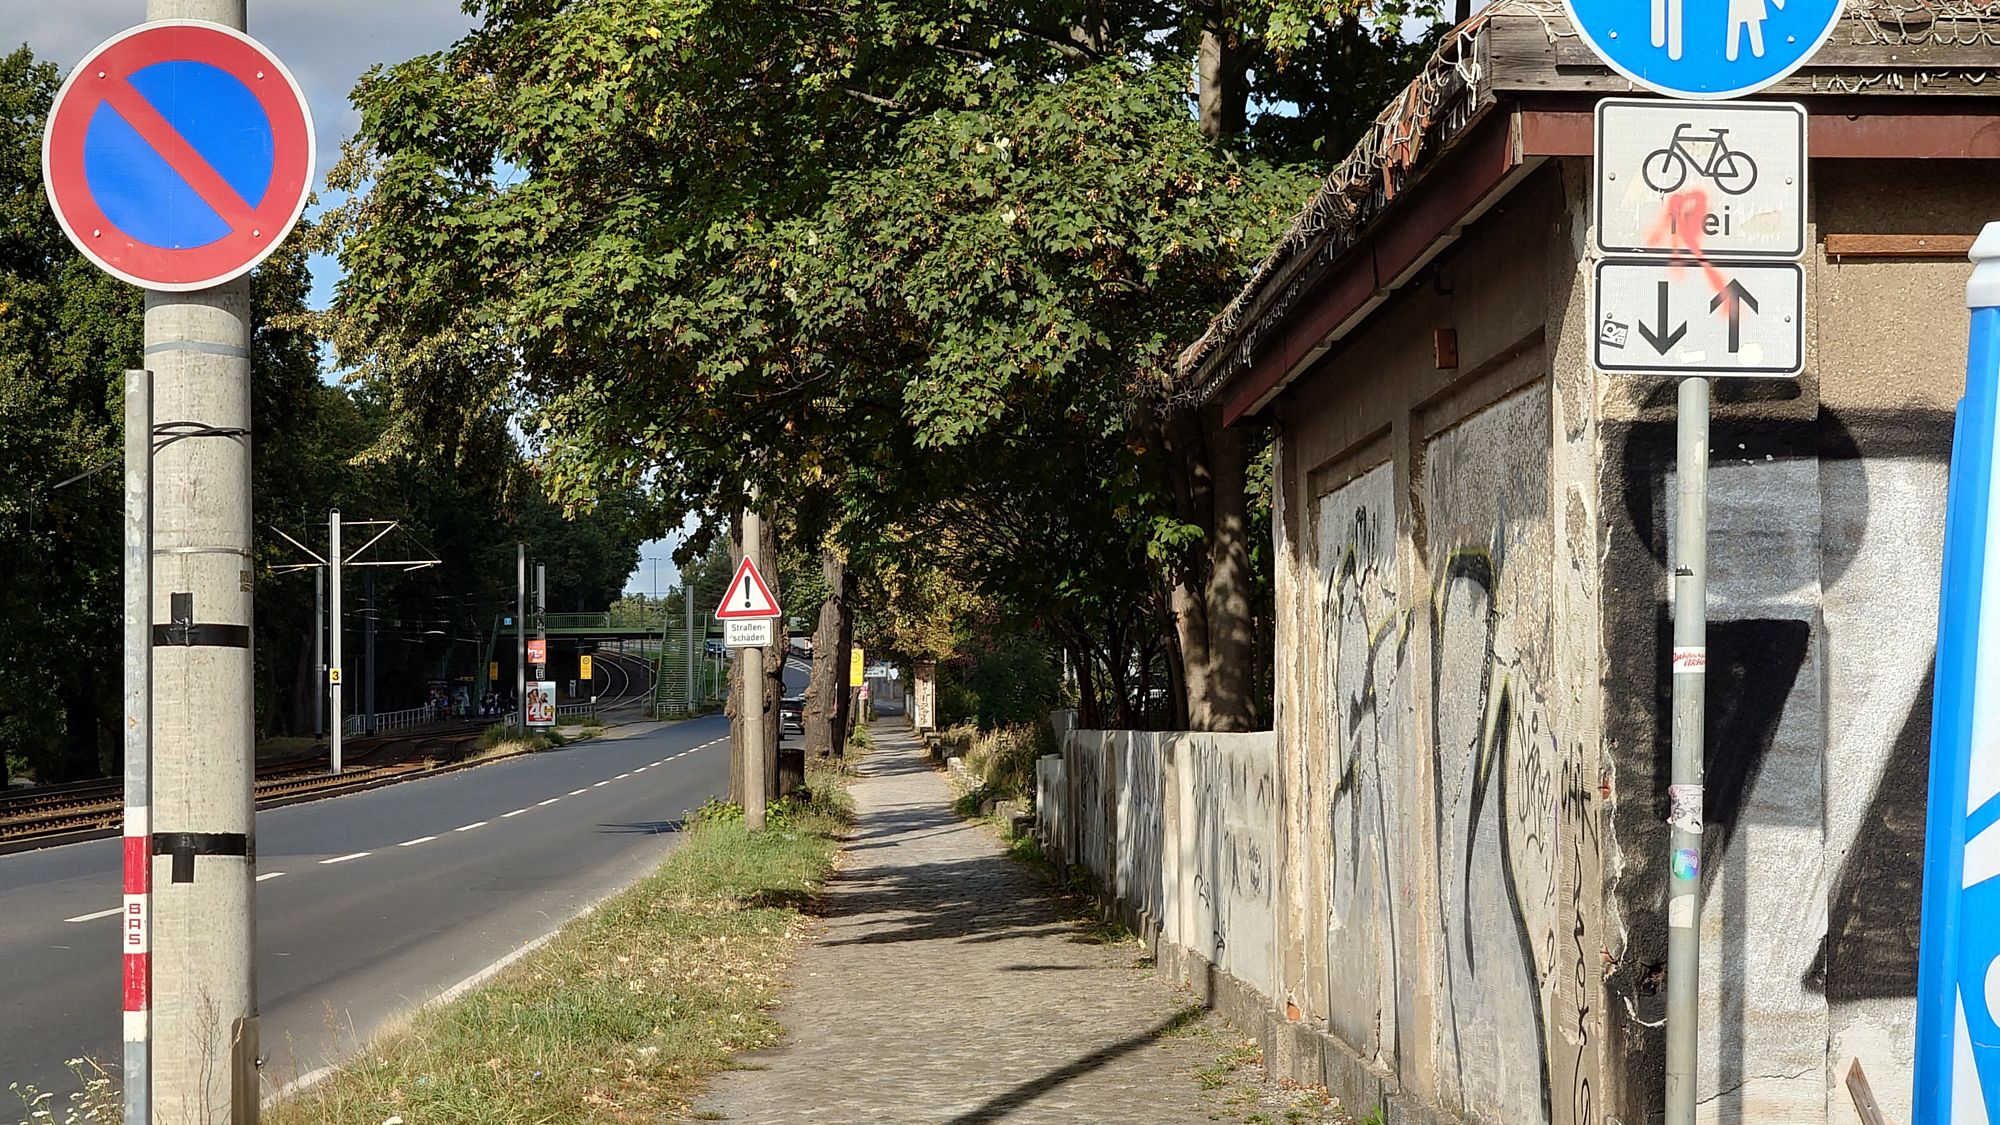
[693,722,1339,1125]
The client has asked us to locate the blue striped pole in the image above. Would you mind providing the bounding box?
[1915,222,2000,1121]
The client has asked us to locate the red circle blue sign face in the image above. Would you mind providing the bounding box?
[42,22,314,292]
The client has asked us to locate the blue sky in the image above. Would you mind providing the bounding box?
[18,3,681,592]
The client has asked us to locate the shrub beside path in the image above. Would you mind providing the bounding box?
[696,721,1337,1124]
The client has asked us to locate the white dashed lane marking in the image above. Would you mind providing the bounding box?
[54,738,721,921]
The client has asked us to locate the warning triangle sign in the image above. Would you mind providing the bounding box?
[715,558,781,619]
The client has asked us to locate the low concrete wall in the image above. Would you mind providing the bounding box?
[1038,729,1441,1114]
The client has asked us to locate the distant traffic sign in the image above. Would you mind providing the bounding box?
[715,558,780,620]
[1595,100,1805,259]
[42,21,314,291]
[1593,259,1802,376]
[1564,0,1844,99]
[579,654,593,681]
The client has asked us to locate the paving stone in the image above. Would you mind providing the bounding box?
[694,723,1328,1124]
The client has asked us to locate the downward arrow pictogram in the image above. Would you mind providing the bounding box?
[1638,281,1687,354]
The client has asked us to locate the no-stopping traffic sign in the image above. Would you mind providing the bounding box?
[42,21,314,291]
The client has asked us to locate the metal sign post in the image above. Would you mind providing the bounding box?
[1664,377,1711,1123]
[1580,83,1812,1123]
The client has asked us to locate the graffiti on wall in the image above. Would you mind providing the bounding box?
[1185,737,1279,997]
[1309,386,1600,1125]
[1316,462,1416,1063]
[1602,405,1948,1122]
[1425,385,1568,1125]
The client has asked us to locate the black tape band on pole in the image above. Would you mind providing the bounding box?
[153,832,251,884]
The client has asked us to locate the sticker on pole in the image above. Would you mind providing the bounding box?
[715,558,780,620]
[42,21,315,291]
[1563,0,1845,99]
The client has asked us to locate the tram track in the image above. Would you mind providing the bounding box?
[0,724,488,848]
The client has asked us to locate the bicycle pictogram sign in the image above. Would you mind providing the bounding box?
[1641,124,1758,196]
[42,21,314,291]
[1593,100,1805,260]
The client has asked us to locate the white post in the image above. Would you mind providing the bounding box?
[121,369,152,1125]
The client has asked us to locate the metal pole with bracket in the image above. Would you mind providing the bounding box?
[1664,375,1710,1124]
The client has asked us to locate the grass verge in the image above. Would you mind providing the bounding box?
[265,761,851,1125]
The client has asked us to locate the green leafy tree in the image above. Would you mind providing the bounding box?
[321,0,1439,732]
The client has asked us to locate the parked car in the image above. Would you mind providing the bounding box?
[780,693,806,734]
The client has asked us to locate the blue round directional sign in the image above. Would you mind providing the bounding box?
[1564,0,1845,99]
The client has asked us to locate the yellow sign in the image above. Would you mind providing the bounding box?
[327,667,342,685]
[489,661,500,681]
[580,654,594,681]
[849,647,865,686]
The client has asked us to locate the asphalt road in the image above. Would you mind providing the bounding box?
[0,712,739,1097]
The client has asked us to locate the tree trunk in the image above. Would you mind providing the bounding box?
[1197,24,1249,141]
[831,566,856,756]
[1158,403,1260,732]
[804,546,845,758]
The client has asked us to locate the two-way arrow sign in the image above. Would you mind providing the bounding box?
[1592,260,1801,377]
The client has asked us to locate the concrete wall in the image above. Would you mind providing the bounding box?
[1040,729,1279,1001]
[1262,168,1609,1125]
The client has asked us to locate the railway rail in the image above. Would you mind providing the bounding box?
[0,724,488,846]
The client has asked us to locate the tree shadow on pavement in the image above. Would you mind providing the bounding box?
[939,1007,1205,1125]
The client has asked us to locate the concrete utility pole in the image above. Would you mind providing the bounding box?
[1664,375,1711,1124]
[516,543,526,732]
[684,580,697,712]
[535,562,547,686]
[144,3,259,1120]
[741,506,767,831]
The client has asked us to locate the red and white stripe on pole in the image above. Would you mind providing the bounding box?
[122,807,149,1040]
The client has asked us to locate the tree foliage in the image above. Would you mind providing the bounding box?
[322,0,1442,731]
[0,45,658,780]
